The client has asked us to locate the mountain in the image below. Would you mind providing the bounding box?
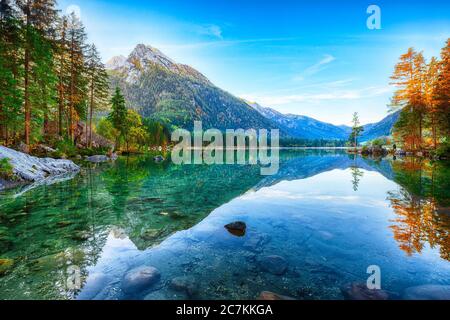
[107,44,275,131]
[248,102,349,140]
[358,111,400,141]
[249,102,399,141]
[107,44,398,140]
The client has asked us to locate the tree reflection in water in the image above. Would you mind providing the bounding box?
[387,158,450,261]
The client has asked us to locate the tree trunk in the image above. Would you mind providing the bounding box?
[58,92,63,136]
[44,111,49,137]
[69,37,75,143]
[58,62,64,137]
[23,7,31,148]
[89,80,94,148]
[432,113,437,150]
[24,41,30,146]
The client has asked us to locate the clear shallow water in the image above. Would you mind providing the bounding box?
[0,150,449,299]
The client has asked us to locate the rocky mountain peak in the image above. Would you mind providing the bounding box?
[106,44,210,85]
[128,44,176,71]
[106,55,127,70]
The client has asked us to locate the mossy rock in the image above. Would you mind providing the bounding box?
[0,258,14,276]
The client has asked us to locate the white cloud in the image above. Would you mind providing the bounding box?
[294,54,336,81]
[195,24,223,39]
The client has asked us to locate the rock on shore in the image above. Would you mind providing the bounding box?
[0,146,80,188]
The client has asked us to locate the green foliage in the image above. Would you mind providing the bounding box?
[108,87,128,148]
[142,118,170,147]
[124,109,148,151]
[77,146,110,157]
[371,137,390,147]
[85,44,109,147]
[435,140,450,159]
[96,118,118,142]
[279,138,346,147]
[0,158,14,180]
[54,139,78,158]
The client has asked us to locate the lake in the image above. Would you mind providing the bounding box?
[0,150,449,300]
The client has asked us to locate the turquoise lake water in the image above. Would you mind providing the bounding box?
[0,150,449,299]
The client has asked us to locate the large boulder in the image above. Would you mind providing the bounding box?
[0,146,80,184]
[74,122,114,149]
[86,155,109,163]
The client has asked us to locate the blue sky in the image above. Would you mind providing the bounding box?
[58,0,450,125]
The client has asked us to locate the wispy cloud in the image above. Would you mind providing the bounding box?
[294,54,336,81]
[195,24,223,39]
[240,86,393,107]
[156,37,299,51]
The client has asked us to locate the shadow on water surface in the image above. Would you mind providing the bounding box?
[0,150,449,299]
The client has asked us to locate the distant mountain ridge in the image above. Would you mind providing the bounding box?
[248,102,399,141]
[107,44,398,140]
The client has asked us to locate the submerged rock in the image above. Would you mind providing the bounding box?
[341,282,389,300]
[0,146,79,186]
[122,266,161,294]
[258,291,295,300]
[403,285,450,300]
[224,221,247,237]
[169,276,199,297]
[259,255,288,275]
[243,232,270,252]
[86,155,109,163]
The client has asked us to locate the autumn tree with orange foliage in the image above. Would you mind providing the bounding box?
[390,40,450,153]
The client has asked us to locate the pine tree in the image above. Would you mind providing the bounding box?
[108,87,127,149]
[16,0,58,147]
[349,112,364,148]
[66,11,87,143]
[85,44,109,147]
[55,15,70,137]
[0,1,23,145]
